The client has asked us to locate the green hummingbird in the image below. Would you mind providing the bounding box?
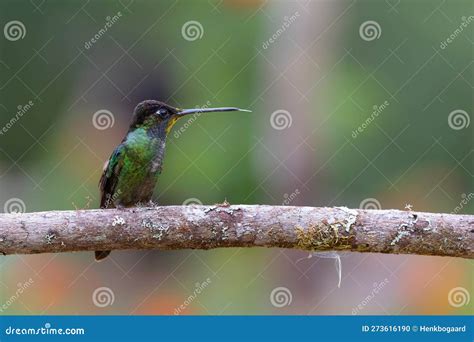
[95,100,250,261]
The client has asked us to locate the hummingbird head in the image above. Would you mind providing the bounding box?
[130,100,180,134]
[130,100,251,136]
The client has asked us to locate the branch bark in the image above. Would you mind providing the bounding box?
[1,205,472,258]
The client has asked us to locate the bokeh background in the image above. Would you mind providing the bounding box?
[0,0,472,315]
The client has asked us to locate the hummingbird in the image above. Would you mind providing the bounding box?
[96,100,250,261]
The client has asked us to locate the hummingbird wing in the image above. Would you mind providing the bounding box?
[99,144,125,208]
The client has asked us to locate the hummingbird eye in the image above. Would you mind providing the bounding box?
[157,108,169,119]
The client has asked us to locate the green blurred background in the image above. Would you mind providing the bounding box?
[0,0,472,315]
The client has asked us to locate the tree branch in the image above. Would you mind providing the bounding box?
[1,205,472,258]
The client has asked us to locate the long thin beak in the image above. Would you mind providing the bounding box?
[177,107,251,116]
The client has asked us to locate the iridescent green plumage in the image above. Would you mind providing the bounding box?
[100,128,162,208]
[95,100,250,261]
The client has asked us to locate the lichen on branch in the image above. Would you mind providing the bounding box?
[0,205,472,259]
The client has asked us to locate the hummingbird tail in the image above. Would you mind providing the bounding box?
[95,250,111,261]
